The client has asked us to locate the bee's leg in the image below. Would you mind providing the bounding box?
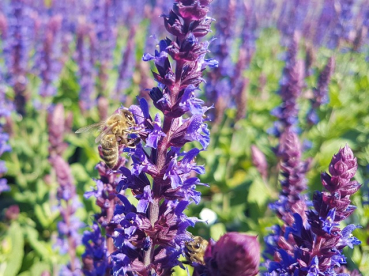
[118,136,128,145]
[126,137,141,148]
[117,136,140,148]
[182,260,191,265]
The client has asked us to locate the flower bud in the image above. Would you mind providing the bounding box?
[206,233,260,276]
[251,145,268,179]
[5,205,19,220]
[97,96,109,120]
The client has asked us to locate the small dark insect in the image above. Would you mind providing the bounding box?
[184,235,209,266]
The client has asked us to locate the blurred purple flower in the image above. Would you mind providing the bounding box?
[48,104,82,273]
[270,33,304,137]
[0,178,10,193]
[5,204,19,220]
[87,0,119,98]
[90,0,117,66]
[328,0,355,49]
[75,20,96,111]
[251,145,268,180]
[0,88,12,194]
[37,15,63,97]
[307,56,335,125]
[115,26,137,102]
[2,0,36,115]
[314,0,337,47]
[277,0,310,44]
[206,0,258,123]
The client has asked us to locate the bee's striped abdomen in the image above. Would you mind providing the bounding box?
[100,134,118,168]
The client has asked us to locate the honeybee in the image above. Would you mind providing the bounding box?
[184,234,208,266]
[75,109,140,168]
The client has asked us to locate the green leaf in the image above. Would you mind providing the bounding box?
[24,226,51,260]
[34,205,49,229]
[4,222,24,276]
[29,262,50,276]
[247,177,269,207]
[210,223,226,240]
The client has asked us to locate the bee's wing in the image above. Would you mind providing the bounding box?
[75,122,105,134]
[94,123,118,144]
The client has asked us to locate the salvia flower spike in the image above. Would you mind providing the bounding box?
[84,0,217,275]
[48,104,82,274]
[265,145,361,276]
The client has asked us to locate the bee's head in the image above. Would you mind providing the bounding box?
[121,109,136,126]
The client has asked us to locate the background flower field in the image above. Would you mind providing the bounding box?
[0,0,369,275]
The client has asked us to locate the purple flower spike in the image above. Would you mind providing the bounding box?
[75,20,96,111]
[271,130,311,226]
[2,0,33,115]
[307,57,335,125]
[205,0,257,124]
[48,104,82,273]
[84,0,217,274]
[37,15,63,98]
[115,26,137,102]
[265,145,362,275]
[270,32,304,137]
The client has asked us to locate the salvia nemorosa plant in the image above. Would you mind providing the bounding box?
[48,104,82,274]
[83,0,218,274]
[81,0,263,275]
[264,145,361,276]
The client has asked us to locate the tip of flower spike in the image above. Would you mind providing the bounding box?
[328,144,357,181]
[340,144,355,160]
